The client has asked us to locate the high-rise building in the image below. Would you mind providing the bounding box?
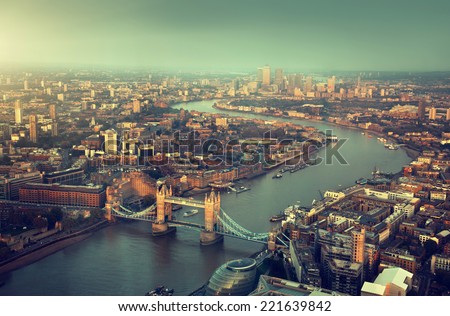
[352,228,366,264]
[328,259,363,296]
[295,74,303,90]
[15,100,23,124]
[262,65,271,85]
[305,76,313,92]
[0,123,10,140]
[90,89,95,98]
[51,122,58,137]
[49,104,57,120]
[327,76,336,93]
[132,99,141,113]
[230,79,239,91]
[29,114,38,143]
[446,108,450,121]
[275,68,283,85]
[57,93,64,102]
[81,101,88,111]
[429,107,437,120]
[257,68,263,82]
[417,100,426,120]
[23,80,29,90]
[102,129,118,155]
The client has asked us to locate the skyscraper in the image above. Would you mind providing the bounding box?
[49,104,57,120]
[305,76,313,92]
[327,76,336,93]
[29,114,38,143]
[429,107,437,120]
[257,68,263,82]
[262,65,271,85]
[274,68,283,85]
[15,100,23,124]
[417,100,426,120]
[23,80,29,90]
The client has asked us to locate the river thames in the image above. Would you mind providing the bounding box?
[0,100,411,295]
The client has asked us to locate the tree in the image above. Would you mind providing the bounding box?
[424,239,438,260]
[0,241,11,260]
[32,216,48,230]
[46,207,64,228]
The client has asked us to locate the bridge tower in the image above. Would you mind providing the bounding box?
[268,230,277,251]
[152,185,175,236]
[200,191,223,245]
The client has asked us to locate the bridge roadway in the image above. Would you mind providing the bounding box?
[168,219,205,230]
[164,196,206,208]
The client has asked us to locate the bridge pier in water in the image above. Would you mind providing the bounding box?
[111,184,269,246]
[200,191,223,245]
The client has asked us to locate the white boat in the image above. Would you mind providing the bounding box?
[183,209,199,217]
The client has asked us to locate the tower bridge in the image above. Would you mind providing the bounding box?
[106,185,274,246]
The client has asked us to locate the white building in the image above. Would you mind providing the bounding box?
[361,267,413,296]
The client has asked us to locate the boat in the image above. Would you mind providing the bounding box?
[272,173,283,179]
[235,186,251,194]
[355,178,367,185]
[290,164,307,173]
[269,214,285,222]
[388,144,398,150]
[183,209,199,217]
[145,286,174,296]
[172,205,183,211]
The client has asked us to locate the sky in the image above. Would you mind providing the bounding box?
[1,0,450,71]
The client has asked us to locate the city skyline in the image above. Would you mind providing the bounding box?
[1,0,450,71]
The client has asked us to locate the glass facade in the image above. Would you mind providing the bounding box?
[205,258,257,296]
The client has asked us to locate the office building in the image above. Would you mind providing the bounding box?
[19,183,106,208]
[328,259,363,296]
[15,100,22,124]
[29,114,38,143]
[327,76,336,93]
[102,129,118,155]
[274,68,283,85]
[262,65,271,85]
[132,99,141,113]
[44,168,84,185]
[0,171,43,200]
[49,104,57,120]
[205,258,257,296]
[417,100,426,120]
[429,107,436,120]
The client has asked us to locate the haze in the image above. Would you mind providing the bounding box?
[1,0,449,71]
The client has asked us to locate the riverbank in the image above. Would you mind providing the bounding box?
[0,220,110,276]
[211,104,420,162]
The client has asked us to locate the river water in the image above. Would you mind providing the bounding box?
[0,100,411,295]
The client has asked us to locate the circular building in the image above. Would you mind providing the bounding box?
[205,258,257,296]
